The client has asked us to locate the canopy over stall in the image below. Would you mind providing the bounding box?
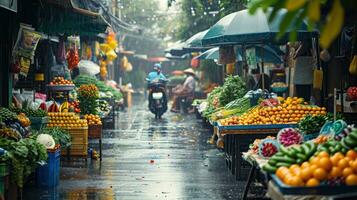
[197,45,283,64]
[165,41,188,56]
[38,0,110,36]
[202,8,318,46]
[184,29,210,52]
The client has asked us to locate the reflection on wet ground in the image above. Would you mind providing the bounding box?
[24,95,242,199]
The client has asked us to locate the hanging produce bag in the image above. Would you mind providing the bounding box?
[219,46,236,64]
[226,63,235,75]
[349,55,357,75]
[313,69,323,90]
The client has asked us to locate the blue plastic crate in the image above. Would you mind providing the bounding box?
[36,149,60,187]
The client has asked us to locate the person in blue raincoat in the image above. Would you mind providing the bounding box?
[146,63,167,84]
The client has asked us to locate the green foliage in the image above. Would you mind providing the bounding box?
[218,75,247,106]
[0,137,48,188]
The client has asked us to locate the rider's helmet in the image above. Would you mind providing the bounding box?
[153,63,162,72]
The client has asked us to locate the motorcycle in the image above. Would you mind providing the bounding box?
[147,79,168,119]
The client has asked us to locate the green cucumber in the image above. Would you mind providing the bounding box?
[292,146,303,154]
[274,152,284,157]
[262,164,277,173]
[341,147,348,154]
[348,131,357,141]
[296,158,304,164]
[344,137,356,148]
[276,162,292,167]
[268,159,277,166]
[301,144,310,155]
[279,146,290,156]
[296,153,307,161]
[270,155,295,163]
[341,139,351,150]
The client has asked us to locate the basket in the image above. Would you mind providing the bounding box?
[88,125,102,139]
[36,149,60,187]
[61,127,88,157]
[271,87,288,93]
[29,116,49,130]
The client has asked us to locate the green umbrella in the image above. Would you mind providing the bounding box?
[184,29,209,51]
[202,8,318,46]
[197,45,283,64]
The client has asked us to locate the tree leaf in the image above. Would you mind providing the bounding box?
[307,0,321,22]
[276,10,299,39]
[320,0,344,49]
[285,0,307,11]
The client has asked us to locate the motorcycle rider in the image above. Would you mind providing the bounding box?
[146,63,167,84]
[146,63,168,118]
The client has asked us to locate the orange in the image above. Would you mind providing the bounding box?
[289,164,300,171]
[350,160,357,172]
[338,158,349,169]
[283,173,294,184]
[318,151,330,158]
[330,155,342,166]
[347,150,357,160]
[306,178,320,187]
[310,157,320,165]
[313,168,328,181]
[343,167,354,177]
[300,167,313,181]
[333,152,345,160]
[289,176,304,186]
[318,157,332,171]
[345,174,357,186]
[291,167,302,177]
[309,164,318,172]
[301,162,310,169]
[329,166,343,178]
[276,167,290,180]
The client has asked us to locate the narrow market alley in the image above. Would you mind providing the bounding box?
[24,95,241,200]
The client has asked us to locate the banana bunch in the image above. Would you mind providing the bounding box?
[59,101,69,112]
[349,55,357,75]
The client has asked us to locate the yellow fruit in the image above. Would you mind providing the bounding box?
[313,168,327,181]
[346,174,357,186]
[306,178,320,187]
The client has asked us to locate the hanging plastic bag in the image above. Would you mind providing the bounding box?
[78,60,100,76]
[349,55,357,75]
[313,69,323,89]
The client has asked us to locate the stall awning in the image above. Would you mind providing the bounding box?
[38,0,110,36]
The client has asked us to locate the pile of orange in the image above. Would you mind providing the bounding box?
[48,112,87,128]
[84,114,102,125]
[276,150,357,187]
[220,97,326,126]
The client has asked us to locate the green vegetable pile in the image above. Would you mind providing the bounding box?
[0,107,17,122]
[33,127,71,148]
[0,137,48,188]
[298,114,327,135]
[202,87,223,118]
[74,75,123,101]
[218,75,247,106]
[10,103,48,118]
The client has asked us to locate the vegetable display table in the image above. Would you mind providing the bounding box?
[217,123,296,180]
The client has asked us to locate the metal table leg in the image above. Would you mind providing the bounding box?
[242,165,256,200]
[236,136,242,180]
[99,138,102,161]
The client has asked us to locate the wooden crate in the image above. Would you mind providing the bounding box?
[88,125,102,139]
[61,127,88,157]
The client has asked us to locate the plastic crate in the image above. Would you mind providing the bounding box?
[36,149,60,187]
[88,125,102,139]
[29,116,49,130]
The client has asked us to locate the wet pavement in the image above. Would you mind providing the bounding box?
[24,95,243,200]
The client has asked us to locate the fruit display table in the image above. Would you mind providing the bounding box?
[217,123,297,180]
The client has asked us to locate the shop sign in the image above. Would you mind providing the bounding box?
[0,0,17,13]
